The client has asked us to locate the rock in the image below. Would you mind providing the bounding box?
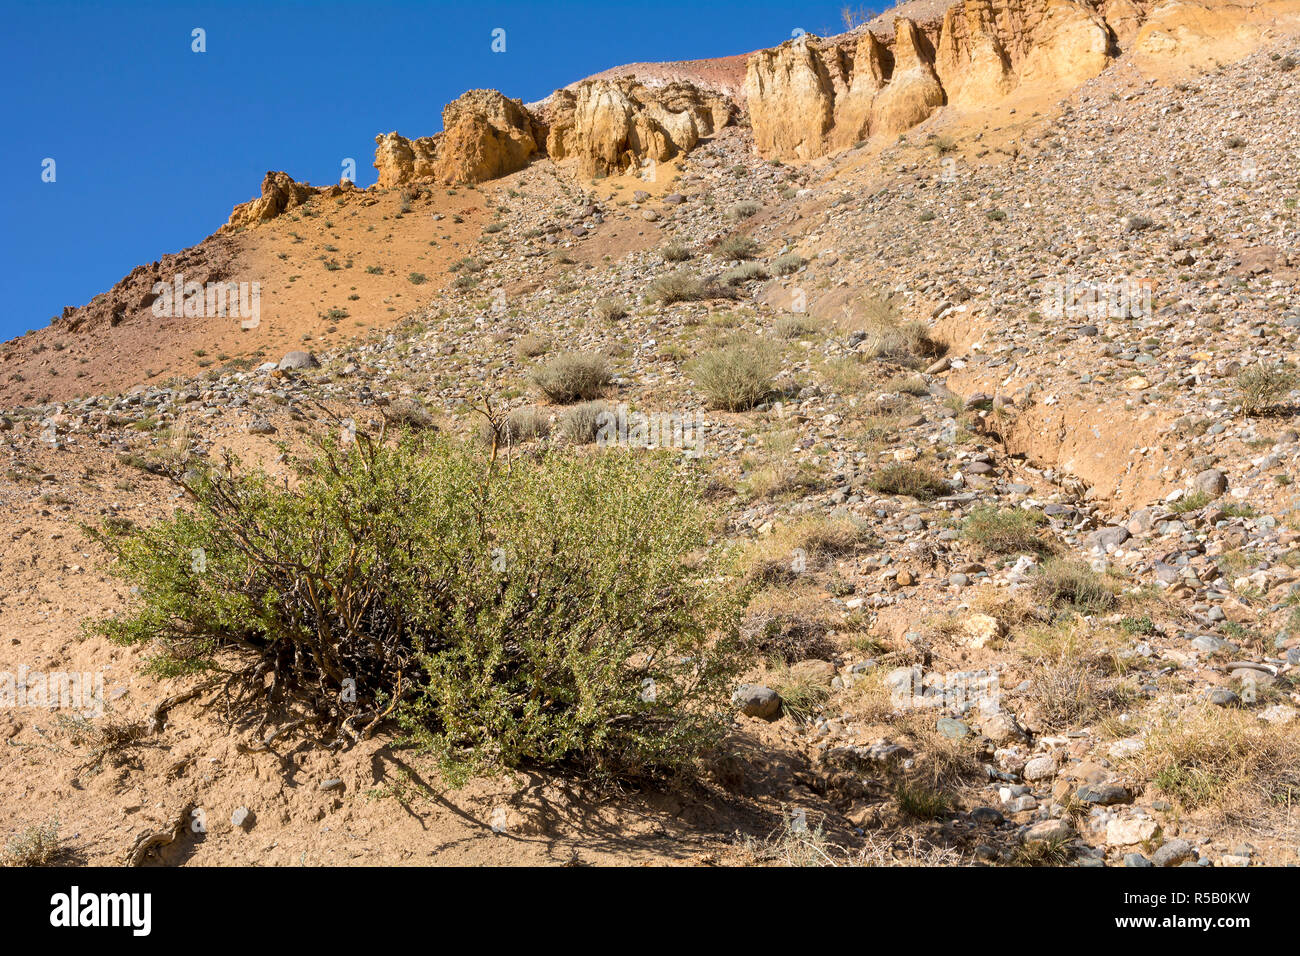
[936,717,970,739]
[375,90,544,187]
[547,78,732,177]
[1124,852,1153,867]
[1085,526,1131,551]
[1205,687,1241,707]
[318,778,344,792]
[970,806,1004,825]
[1022,755,1057,782]
[230,807,253,830]
[278,350,319,370]
[1106,816,1159,846]
[1151,838,1196,867]
[1024,818,1073,844]
[224,171,321,230]
[1076,783,1131,806]
[980,711,1028,744]
[733,684,781,721]
[1193,468,1228,498]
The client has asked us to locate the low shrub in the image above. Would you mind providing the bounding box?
[91,434,747,784]
[688,337,780,411]
[529,352,612,403]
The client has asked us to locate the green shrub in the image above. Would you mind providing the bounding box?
[867,462,948,500]
[963,506,1051,555]
[91,435,746,784]
[1236,361,1297,415]
[529,352,612,403]
[688,337,780,411]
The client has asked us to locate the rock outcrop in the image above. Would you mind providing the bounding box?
[373,131,437,188]
[223,172,356,231]
[431,89,544,184]
[746,0,1121,160]
[545,78,735,176]
[375,90,543,187]
[225,172,321,230]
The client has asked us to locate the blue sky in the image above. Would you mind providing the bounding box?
[0,0,867,342]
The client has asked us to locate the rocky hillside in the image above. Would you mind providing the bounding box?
[3,0,1300,868]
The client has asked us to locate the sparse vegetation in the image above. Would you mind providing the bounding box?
[529,352,612,403]
[867,462,948,500]
[687,337,780,411]
[92,434,747,785]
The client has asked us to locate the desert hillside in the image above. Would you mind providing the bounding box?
[3,0,1300,869]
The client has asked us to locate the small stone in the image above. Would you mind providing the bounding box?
[1151,838,1196,867]
[278,350,319,370]
[733,684,781,721]
[1107,817,1159,845]
[319,778,344,792]
[1193,468,1228,498]
[1023,756,1057,782]
[936,717,970,739]
[230,807,253,830]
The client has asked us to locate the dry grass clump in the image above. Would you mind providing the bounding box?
[688,337,780,411]
[646,270,734,304]
[1131,705,1300,822]
[770,253,806,276]
[1025,660,1134,731]
[720,262,769,286]
[963,505,1053,555]
[559,400,612,444]
[515,333,550,358]
[737,430,827,501]
[661,242,692,262]
[742,589,837,664]
[767,666,832,723]
[737,515,870,585]
[594,298,628,323]
[481,407,551,446]
[774,315,818,339]
[3,820,61,867]
[1033,559,1116,614]
[384,397,437,430]
[837,294,939,363]
[715,235,761,260]
[529,352,612,403]
[867,462,948,500]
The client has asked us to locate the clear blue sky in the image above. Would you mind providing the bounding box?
[0,0,867,342]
